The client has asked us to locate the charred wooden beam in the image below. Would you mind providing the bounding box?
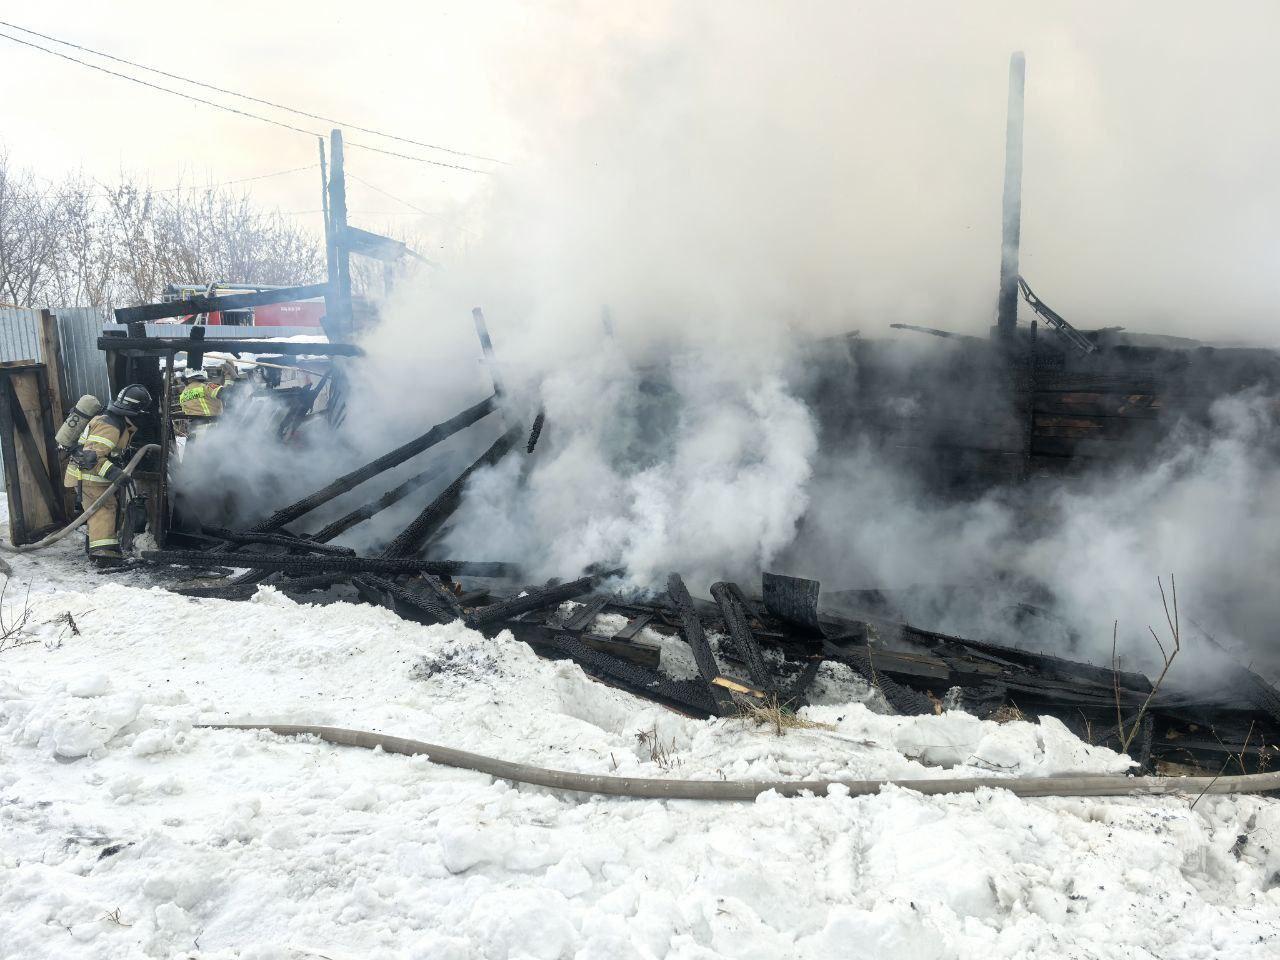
[173,573,347,600]
[710,581,775,693]
[352,574,459,624]
[382,422,522,558]
[309,461,445,543]
[996,51,1025,341]
[201,527,356,556]
[531,630,715,716]
[504,620,662,669]
[526,410,545,453]
[143,550,516,578]
[97,337,363,357]
[113,283,331,324]
[667,573,736,715]
[466,574,602,628]
[251,393,497,534]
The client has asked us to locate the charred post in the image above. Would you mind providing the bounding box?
[996,51,1026,342]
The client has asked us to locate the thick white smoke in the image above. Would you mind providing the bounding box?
[181,3,1280,680]
[445,345,818,587]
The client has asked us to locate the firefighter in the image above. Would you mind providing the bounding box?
[178,368,227,418]
[63,384,153,563]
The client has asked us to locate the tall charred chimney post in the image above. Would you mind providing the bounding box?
[996,52,1026,341]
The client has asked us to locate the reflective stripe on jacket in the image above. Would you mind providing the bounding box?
[179,382,224,417]
[64,413,136,486]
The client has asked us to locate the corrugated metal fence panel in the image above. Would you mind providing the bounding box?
[0,307,42,364]
[0,307,111,491]
[57,308,111,404]
[0,307,110,402]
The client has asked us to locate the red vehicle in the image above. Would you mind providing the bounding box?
[159,283,327,328]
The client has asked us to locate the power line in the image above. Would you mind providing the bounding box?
[0,18,505,166]
[347,173,433,216]
[0,30,491,173]
[88,164,317,199]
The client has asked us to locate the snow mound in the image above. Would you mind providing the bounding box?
[0,574,1277,958]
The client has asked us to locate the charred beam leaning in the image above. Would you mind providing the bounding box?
[381,422,522,558]
[668,573,737,715]
[309,462,446,543]
[143,550,516,578]
[710,581,776,693]
[251,393,498,534]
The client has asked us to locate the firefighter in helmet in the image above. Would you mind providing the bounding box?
[178,368,227,418]
[63,384,152,563]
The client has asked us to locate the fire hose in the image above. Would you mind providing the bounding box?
[0,444,160,554]
[198,722,1280,801]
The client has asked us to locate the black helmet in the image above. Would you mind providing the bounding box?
[107,384,153,418]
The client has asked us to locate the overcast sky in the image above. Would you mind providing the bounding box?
[1,1,1277,341]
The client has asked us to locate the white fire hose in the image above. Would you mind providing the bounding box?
[0,444,160,555]
[200,722,1280,802]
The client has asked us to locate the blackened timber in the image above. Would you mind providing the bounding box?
[201,527,356,556]
[526,410,545,452]
[353,574,457,624]
[563,596,609,631]
[784,657,824,706]
[342,225,409,263]
[710,581,775,692]
[612,613,653,641]
[142,550,516,578]
[113,283,331,324]
[467,575,600,628]
[309,461,445,543]
[531,631,715,716]
[414,574,466,620]
[174,573,346,600]
[252,393,497,533]
[667,573,736,715]
[98,338,363,357]
[382,422,522,558]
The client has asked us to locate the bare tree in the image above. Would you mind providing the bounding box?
[0,148,325,311]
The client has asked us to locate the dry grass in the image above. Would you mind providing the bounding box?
[990,703,1028,724]
[736,695,835,737]
[635,725,679,771]
[0,577,34,655]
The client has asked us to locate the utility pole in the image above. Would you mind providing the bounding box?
[996,52,1026,342]
[323,129,354,342]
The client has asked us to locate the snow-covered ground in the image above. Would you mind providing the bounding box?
[2,533,1279,958]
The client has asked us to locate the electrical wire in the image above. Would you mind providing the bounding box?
[0,18,505,165]
[66,164,318,201]
[347,173,433,216]
[0,30,490,174]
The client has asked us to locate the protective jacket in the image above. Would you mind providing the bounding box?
[63,412,137,487]
[179,382,225,417]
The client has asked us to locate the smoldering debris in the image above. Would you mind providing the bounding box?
[134,316,1280,780]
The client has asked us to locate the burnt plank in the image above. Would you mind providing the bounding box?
[668,573,736,714]
[612,612,654,642]
[711,581,775,692]
[563,596,609,632]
